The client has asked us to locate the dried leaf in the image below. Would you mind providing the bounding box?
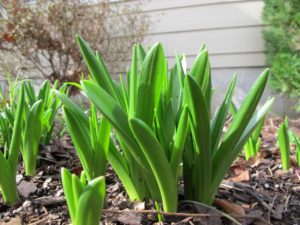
[214,198,245,216]
[230,170,250,182]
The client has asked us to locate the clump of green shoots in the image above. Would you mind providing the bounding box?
[77,36,189,212]
[181,53,273,204]
[21,80,64,176]
[278,118,300,170]
[75,35,274,211]
[0,79,64,176]
[0,82,25,204]
[61,168,105,225]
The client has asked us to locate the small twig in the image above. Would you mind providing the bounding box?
[28,218,48,225]
[268,194,278,220]
[284,195,291,213]
[33,196,65,206]
[38,156,57,164]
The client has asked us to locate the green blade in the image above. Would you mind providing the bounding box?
[129,45,138,117]
[92,116,111,178]
[75,176,106,225]
[108,143,141,201]
[8,82,25,172]
[137,43,146,67]
[76,36,123,105]
[22,100,44,176]
[184,74,211,203]
[189,49,212,108]
[61,168,77,223]
[211,98,274,202]
[170,106,189,180]
[129,117,177,212]
[135,43,166,127]
[211,75,236,155]
[81,80,149,170]
[0,151,18,204]
[63,106,94,180]
[213,70,269,174]
[294,136,300,166]
[72,174,84,209]
[278,117,290,170]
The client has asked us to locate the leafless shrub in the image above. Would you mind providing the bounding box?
[0,0,150,85]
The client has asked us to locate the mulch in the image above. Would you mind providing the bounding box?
[0,117,299,225]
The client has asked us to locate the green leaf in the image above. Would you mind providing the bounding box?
[81,80,150,171]
[61,168,77,223]
[278,117,290,170]
[224,69,269,140]
[137,43,146,67]
[135,43,166,127]
[294,135,300,166]
[72,174,84,208]
[0,151,18,204]
[213,70,269,176]
[211,98,274,202]
[92,116,110,178]
[8,82,25,172]
[129,45,138,117]
[76,36,122,105]
[22,100,44,176]
[75,176,106,225]
[184,74,211,203]
[24,81,37,105]
[129,117,177,212]
[189,49,212,108]
[211,75,236,155]
[107,143,141,201]
[63,106,94,180]
[170,106,189,180]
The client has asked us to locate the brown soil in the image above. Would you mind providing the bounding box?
[0,117,299,225]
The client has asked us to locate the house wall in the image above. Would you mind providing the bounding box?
[136,0,297,116]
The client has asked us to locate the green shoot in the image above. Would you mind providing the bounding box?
[61,168,105,225]
[278,117,290,170]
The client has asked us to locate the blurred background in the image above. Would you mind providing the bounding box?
[0,0,299,116]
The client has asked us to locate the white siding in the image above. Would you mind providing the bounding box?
[140,0,266,69]
[133,0,296,116]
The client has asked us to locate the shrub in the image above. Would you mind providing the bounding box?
[0,0,149,86]
[262,0,300,110]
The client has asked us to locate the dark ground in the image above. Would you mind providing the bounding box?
[0,117,300,225]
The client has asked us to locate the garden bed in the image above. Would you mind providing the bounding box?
[0,117,299,225]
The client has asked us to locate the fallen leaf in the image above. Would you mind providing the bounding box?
[230,170,250,182]
[214,198,245,216]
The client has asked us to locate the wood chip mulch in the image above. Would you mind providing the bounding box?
[0,117,299,225]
